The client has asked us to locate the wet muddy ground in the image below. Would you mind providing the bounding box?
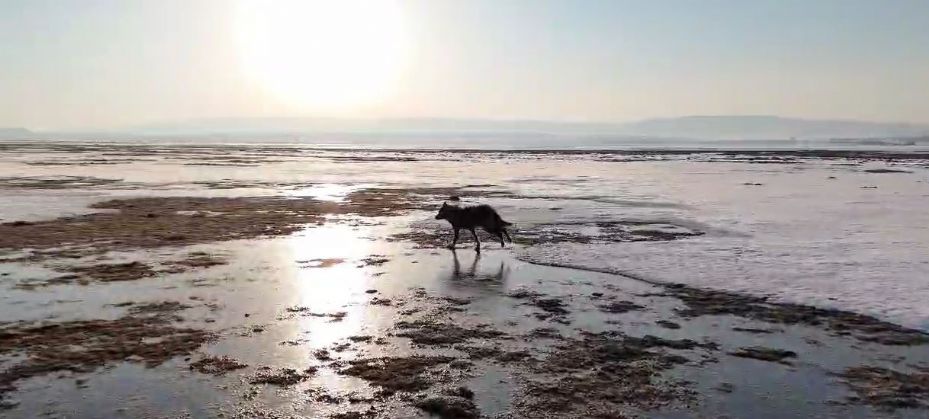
[0,143,928,418]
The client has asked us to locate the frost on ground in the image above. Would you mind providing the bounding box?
[513,162,929,330]
[520,237,929,331]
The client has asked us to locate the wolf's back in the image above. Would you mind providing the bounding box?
[494,213,512,226]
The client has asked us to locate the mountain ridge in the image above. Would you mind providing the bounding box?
[6,116,928,141]
[127,115,928,140]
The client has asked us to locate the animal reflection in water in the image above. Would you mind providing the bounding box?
[449,250,509,282]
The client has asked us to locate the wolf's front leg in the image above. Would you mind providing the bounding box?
[448,228,459,249]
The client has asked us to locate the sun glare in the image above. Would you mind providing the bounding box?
[235,0,409,110]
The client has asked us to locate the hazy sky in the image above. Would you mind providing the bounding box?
[2,0,928,130]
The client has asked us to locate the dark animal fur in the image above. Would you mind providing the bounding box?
[435,203,512,252]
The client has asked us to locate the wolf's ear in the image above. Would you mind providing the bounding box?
[440,202,447,208]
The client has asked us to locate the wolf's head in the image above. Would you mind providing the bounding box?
[435,202,453,220]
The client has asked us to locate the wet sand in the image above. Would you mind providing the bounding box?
[0,143,928,418]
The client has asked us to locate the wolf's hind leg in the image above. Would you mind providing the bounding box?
[470,229,481,252]
[502,228,512,243]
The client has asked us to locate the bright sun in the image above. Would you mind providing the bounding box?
[235,0,408,110]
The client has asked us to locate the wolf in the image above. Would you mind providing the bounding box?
[435,202,512,252]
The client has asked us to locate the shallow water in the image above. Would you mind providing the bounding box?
[2,143,929,418]
[2,144,928,329]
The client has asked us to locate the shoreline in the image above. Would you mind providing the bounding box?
[1,140,929,158]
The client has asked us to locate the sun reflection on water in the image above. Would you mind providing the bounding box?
[286,183,374,202]
[281,221,398,396]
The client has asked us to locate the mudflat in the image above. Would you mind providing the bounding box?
[1,143,928,418]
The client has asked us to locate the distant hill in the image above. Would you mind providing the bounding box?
[0,127,33,139]
[618,115,929,140]
[130,117,625,136]
[128,116,929,141]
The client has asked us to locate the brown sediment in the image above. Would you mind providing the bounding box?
[280,338,309,346]
[506,288,545,300]
[524,327,565,340]
[449,360,473,370]
[282,306,347,322]
[174,155,291,163]
[0,197,324,255]
[728,346,797,365]
[863,168,912,173]
[445,386,475,399]
[2,247,98,264]
[369,297,393,306]
[345,391,377,404]
[14,261,159,289]
[441,296,472,306]
[168,252,228,269]
[329,409,378,419]
[531,298,570,316]
[395,319,506,346]
[656,320,682,329]
[839,365,929,410]
[0,189,433,260]
[626,334,717,351]
[18,260,177,289]
[507,289,570,316]
[514,331,695,417]
[597,300,645,314]
[715,382,735,393]
[660,285,929,346]
[127,301,191,316]
[508,292,571,323]
[453,344,503,360]
[414,395,480,419]
[357,255,390,267]
[64,261,157,282]
[339,355,455,395]
[177,157,289,166]
[25,158,155,166]
[326,155,418,162]
[189,356,247,376]
[455,345,535,364]
[249,367,317,386]
[13,275,80,290]
[306,388,343,404]
[731,326,779,334]
[0,175,127,189]
[183,162,258,167]
[0,307,211,400]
